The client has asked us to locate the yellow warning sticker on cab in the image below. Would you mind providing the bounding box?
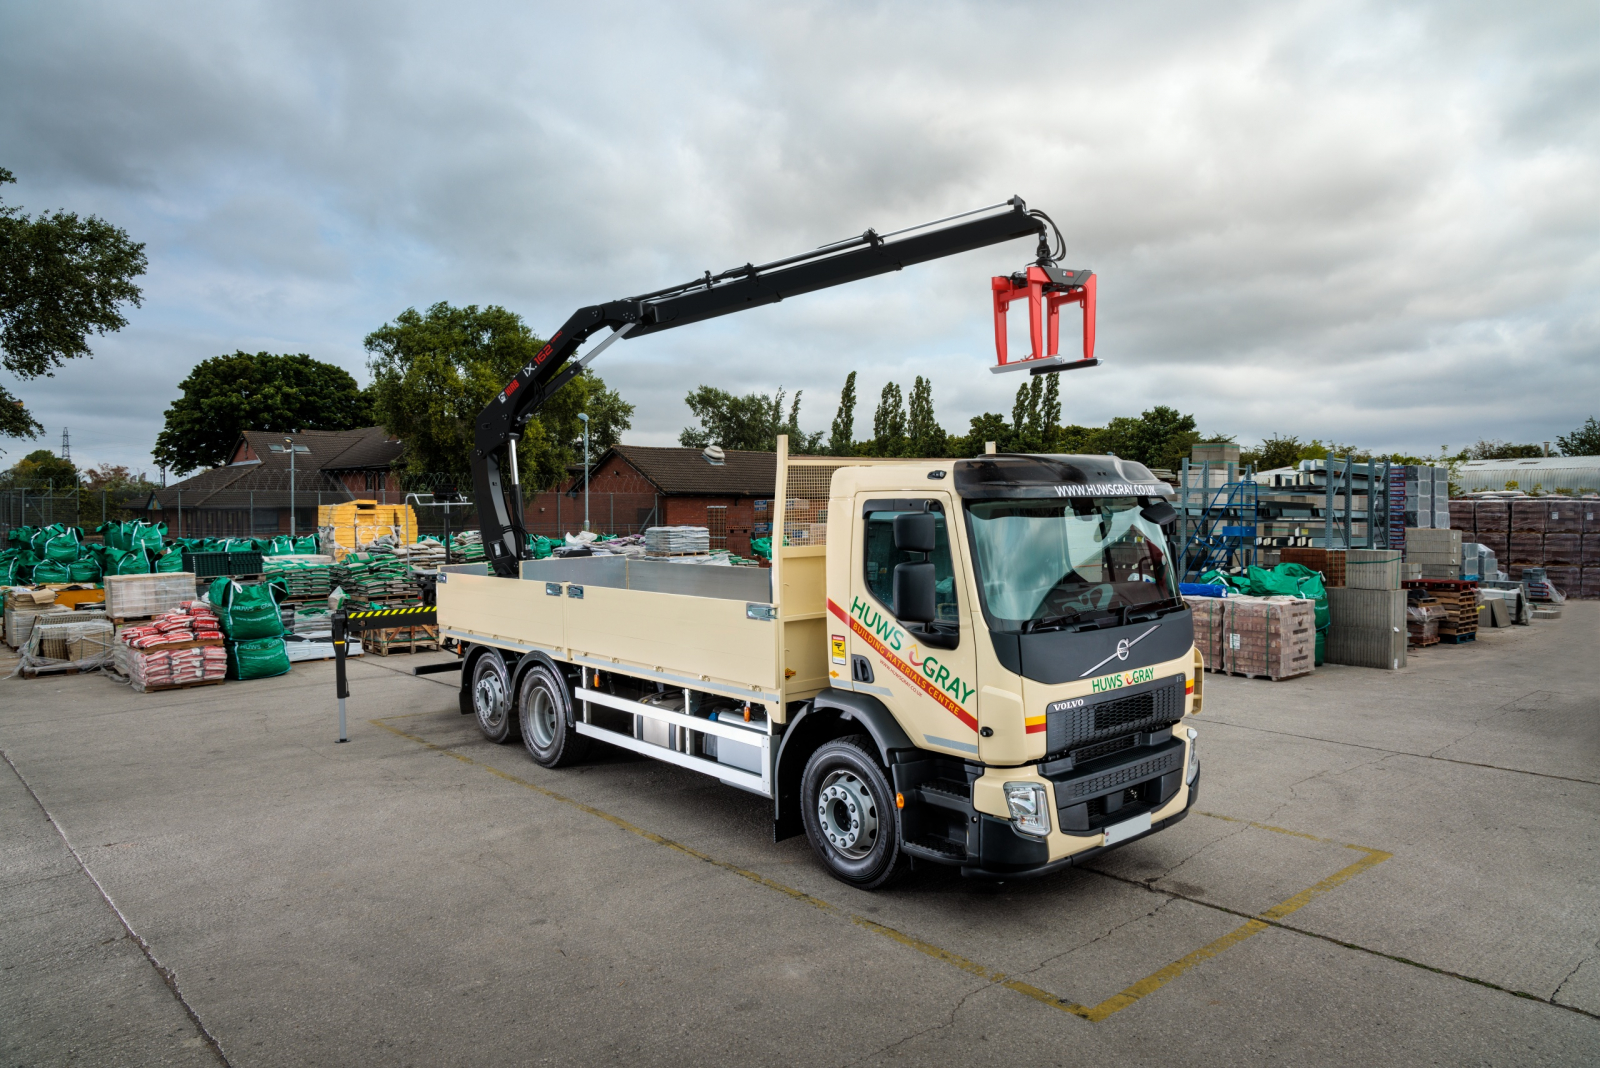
[830,634,847,664]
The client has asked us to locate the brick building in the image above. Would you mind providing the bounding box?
[138,428,404,537]
[526,445,778,556]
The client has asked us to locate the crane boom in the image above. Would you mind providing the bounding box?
[471,197,1051,575]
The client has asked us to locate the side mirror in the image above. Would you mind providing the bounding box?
[1140,499,1177,528]
[893,561,937,623]
[893,512,936,554]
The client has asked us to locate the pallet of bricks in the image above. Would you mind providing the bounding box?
[4,587,75,650]
[1450,496,1598,599]
[1405,590,1446,647]
[1401,578,1478,644]
[1278,547,1346,588]
[350,601,438,656]
[1187,594,1315,680]
[1326,549,1409,669]
[113,602,227,691]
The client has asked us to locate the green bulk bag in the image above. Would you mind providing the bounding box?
[220,537,253,552]
[226,637,292,680]
[293,534,318,553]
[32,559,72,583]
[265,535,294,555]
[130,522,167,551]
[211,579,285,639]
[42,527,82,562]
[68,556,103,583]
[155,547,185,573]
[103,546,151,576]
[7,526,34,550]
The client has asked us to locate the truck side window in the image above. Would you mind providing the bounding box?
[863,506,959,623]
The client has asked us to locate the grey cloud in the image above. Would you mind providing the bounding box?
[0,0,1596,471]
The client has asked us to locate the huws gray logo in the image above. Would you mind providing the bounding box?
[1080,624,1161,678]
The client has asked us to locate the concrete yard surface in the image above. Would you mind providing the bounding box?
[3,604,1598,1066]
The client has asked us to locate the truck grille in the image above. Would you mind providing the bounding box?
[1045,676,1184,756]
[1058,748,1183,801]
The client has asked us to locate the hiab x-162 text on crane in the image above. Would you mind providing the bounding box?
[347,197,1201,889]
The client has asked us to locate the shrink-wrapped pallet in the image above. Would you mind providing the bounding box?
[105,572,196,620]
[1186,594,1315,680]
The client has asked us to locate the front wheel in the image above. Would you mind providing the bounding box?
[800,736,907,890]
[518,662,590,768]
[470,651,518,743]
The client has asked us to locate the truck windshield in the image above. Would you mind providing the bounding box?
[964,498,1179,632]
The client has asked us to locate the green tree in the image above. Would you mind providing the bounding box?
[1555,417,1600,457]
[1010,378,1050,452]
[827,371,857,456]
[906,376,949,458]
[1467,439,1544,460]
[0,167,147,436]
[1057,424,1103,453]
[1099,406,1200,471]
[678,385,819,453]
[1239,433,1303,471]
[4,447,76,488]
[366,302,631,490]
[954,412,1010,457]
[152,352,373,474]
[871,381,907,457]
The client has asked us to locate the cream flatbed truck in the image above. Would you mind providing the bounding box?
[343,199,1203,889]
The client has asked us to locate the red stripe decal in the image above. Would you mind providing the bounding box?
[1026,723,1047,733]
[828,599,977,733]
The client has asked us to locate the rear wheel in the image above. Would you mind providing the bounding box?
[470,652,517,743]
[518,662,590,768]
[800,736,907,890]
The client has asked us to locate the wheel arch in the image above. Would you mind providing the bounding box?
[458,643,523,716]
[773,690,916,842]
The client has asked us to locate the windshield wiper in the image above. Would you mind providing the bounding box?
[1124,596,1185,625]
[1021,608,1082,633]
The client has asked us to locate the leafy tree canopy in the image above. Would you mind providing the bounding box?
[0,167,147,437]
[1466,439,1545,460]
[152,352,373,475]
[1555,417,1599,458]
[5,447,76,488]
[679,385,822,453]
[366,302,632,491]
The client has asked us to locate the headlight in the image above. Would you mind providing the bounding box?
[1004,782,1051,837]
[1186,727,1199,785]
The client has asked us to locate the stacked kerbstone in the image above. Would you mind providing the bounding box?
[1326,550,1407,669]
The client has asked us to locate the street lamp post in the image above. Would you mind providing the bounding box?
[578,413,591,533]
[287,436,296,537]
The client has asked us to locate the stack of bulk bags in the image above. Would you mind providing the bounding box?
[209,578,292,680]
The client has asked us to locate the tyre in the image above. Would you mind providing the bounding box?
[518,662,590,768]
[800,736,907,890]
[470,651,518,743]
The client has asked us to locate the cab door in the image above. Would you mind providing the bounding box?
[845,494,982,759]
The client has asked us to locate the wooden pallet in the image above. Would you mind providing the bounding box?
[1437,631,1476,644]
[1204,665,1314,681]
[142,677,227,692]
[1408,635,1440,648]
[364,624,440,656]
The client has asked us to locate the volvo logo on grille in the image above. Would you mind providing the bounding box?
[1115,638,1130,661]
[1080,624,1162,678]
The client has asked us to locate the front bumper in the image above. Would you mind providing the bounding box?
[892,744,1200,880]
[960,772,1199,879]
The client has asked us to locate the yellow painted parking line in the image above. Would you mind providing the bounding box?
[370,714,1392,1023]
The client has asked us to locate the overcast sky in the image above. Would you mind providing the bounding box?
[1,0,1596,474]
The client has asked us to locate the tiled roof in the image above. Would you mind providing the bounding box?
[151,427,400,510]
[595,445,780,497]
[321,427,406,471]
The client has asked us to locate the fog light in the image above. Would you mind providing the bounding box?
[1004,782,1051,837]
[1186,727,1199,785]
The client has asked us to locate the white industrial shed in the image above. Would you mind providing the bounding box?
[1455,457,1600,495]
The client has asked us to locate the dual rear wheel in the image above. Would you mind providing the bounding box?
[469,652,589,767]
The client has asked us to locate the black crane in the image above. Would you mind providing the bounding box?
[471,196,1084,577]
